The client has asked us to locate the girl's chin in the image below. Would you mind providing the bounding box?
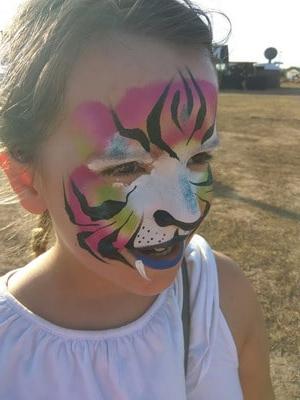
[76,244,184,294]
[126,265,181,296]
[123,250,183,296]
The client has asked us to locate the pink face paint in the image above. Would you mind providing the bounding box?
[73,72,217,158]
[64,69,218,277]
[115,75,217,149]
[74,102,116,151]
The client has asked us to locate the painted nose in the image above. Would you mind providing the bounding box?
[153,210,201,231]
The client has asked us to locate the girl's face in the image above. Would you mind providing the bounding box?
[38,36,218,294]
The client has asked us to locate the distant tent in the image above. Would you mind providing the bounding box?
[285,67,300,81]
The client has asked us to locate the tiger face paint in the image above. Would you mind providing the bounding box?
[64,69,218,279]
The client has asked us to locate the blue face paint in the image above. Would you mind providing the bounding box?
[136,241,184,270]
[180,105,190,122]
[107,135,130,159]
[179,171,198,214]
[66,72,217,281]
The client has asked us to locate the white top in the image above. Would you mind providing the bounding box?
[0,235,243,399]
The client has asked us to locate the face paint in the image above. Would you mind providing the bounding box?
[64,68,218,278]
[135,260,151,281]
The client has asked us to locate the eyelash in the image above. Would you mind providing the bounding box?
[100,152,212,177]
[101,161,146,176]
[187,152,213,167]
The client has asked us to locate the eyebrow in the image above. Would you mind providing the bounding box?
[102,151,148,161]
[111,110,150,153]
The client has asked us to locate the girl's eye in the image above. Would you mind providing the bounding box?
[102,161,145,176]
[187,152,213,170]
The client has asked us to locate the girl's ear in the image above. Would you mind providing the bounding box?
[0,151,47,214]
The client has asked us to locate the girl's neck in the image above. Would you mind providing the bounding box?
[7,246,159,331]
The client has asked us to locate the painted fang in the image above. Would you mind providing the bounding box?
[64,69,218,277]
[135,260,151,281]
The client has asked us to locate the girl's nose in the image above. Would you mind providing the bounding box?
[153,210,202,231]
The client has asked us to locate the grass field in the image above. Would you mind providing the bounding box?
[1,88,299,399]
[201,89,300,399]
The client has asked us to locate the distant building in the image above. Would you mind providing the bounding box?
[251,63,281,89]
[285,67,300,81]
[213,45,281,90]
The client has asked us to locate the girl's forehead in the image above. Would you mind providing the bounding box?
[52,39,218,163]
[64,37,217,113]
[72,77,217,151]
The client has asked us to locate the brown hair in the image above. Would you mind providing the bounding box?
[0,0,214,256]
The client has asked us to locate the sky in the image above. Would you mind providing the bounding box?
[0,0,299,68]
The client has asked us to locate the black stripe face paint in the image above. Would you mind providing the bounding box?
[64,69,218,276]
[146,79,179,160]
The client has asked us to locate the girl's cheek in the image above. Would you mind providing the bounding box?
[68,169,119,206]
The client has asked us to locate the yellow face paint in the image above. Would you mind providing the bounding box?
[64,69,218,275]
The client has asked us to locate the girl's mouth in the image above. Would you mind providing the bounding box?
[142,245,174,256]
[127,236,187,270]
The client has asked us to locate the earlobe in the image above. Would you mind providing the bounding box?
[0,151,47,214]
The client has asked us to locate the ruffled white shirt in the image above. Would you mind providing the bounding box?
[0,235,243,399]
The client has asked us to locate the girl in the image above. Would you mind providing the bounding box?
[0,0,274,399]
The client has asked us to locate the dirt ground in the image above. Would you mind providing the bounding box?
[201,89,300,399]
[0,88,299,399]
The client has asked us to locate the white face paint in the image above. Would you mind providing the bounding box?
[129,156,202,248]
[64,70,218,278]
[135,260,151,281]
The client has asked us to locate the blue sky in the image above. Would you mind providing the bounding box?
[1,0,299,68]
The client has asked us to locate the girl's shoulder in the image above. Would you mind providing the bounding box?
[213,251,256,355]
[213,250,274,399]
[186,235,264,358]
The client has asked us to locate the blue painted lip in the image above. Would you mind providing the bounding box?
[133,240,185,270]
